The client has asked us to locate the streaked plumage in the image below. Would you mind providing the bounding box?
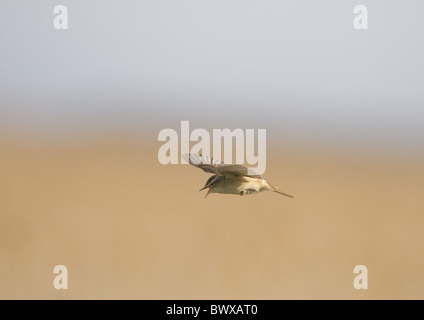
[184,154,293,198]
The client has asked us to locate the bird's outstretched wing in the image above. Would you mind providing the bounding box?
[184,153,262,178]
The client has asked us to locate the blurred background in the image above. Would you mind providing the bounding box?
[1,0,423,299]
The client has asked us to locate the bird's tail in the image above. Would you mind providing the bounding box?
[266,182,293,198]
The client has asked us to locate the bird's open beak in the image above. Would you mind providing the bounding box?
[199,186,211,198]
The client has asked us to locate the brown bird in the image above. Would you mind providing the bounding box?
[185,154,293,198]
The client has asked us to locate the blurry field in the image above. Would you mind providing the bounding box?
[1,139,424,300]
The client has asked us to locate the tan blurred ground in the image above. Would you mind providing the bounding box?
[1,139,423,300]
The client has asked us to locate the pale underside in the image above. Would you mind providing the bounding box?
[210,175,268,195]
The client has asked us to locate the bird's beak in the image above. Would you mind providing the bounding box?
[199,186,211,198]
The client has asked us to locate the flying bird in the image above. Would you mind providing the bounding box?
[185,154,293,198]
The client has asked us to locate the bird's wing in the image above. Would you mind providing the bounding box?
[216,164,262,178]
[184,154,262,178]
[183,153,219,174]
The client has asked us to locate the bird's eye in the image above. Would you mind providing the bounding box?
[210,183,214,188]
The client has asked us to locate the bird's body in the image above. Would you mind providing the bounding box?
[185,154,293,198]
[206,175,267,195]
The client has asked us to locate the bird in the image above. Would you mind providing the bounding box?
[184,154,293,198]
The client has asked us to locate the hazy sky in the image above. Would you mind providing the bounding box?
[1,1,423,152]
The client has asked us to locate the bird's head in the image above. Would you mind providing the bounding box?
[199,175,221,198]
